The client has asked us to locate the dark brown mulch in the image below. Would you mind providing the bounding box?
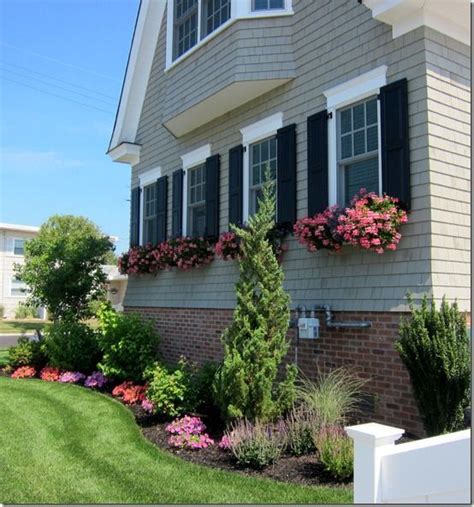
[128,405,351,489]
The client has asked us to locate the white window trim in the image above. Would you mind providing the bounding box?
[11,237,25,256]
[10,275,28,298]
[323,66,387,206]
[165,0,293,71]
[180,144,211,236]
[240,112,283,222]
[138,167,162,245]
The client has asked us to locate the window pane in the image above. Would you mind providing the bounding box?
[366,98,377,125]
[270,0,284,7]
[353,103,365,130]
[191,205,206,236]
[269,137,276,159]
[14,239,25,255]
[340,109,351,134]
[367,125,378,152]
[344,157,379,205]
[353,130,366,156]
[252,143,260,164]
[254,0,268,9]
[341,134,352,159]
[261,139,269,161]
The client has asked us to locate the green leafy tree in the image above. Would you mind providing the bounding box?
[16,215,114,321]
[214,177,297,422]
[396,295,470,436]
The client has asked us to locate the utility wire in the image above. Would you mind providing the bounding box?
[0,41,119,82]
[0,75,114,114]
[0,66,116,105]
[0,59,116,100]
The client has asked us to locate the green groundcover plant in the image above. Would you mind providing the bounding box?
[396,295,470,436]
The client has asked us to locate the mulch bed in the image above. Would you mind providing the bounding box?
[129,405,351,489]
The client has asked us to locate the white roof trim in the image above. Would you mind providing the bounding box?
[240,112,283,145]
[108,0,166,155]
[108,142,141,165]
[0,223,40,233]
[363,0,470,46]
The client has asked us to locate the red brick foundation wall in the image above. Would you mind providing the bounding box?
[128,306,424,437]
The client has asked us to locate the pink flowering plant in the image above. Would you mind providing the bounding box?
[40,367,61,382]
[336,190,408,254]
[165,415,214,450]
[58,371,86,384]
[294,189,408,255]
[215,232,240,261]
[294,205,344,252]
[141,398,155,414]
[118,237,214,275]
[11,366,36,379]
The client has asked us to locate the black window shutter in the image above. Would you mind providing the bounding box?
[171,169,184,237]
[307,110,329,216]
[155,175,168,243]
[380,78,410,210]
[276,123,297,227]
[130,186,140,247]
[228,145,243,226]
[205,154,220,238]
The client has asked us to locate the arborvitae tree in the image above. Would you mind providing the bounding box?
[396,295,470,436]
[214,177,297,422]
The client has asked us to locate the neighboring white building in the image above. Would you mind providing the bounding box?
[103,264,128,312]
[0,223,40,319]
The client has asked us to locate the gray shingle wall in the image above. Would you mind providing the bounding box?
[125,0,470,312]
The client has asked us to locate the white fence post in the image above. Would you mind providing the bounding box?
[345,422,405,503]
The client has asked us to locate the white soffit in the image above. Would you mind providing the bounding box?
[108,0,166,157]
[363,0,470,46]
[163,78,292,138]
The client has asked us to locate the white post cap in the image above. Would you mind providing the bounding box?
[345,422,405,446]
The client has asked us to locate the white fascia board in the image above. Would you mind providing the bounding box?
[138,167,162,187]
[180,144,211,169]
[240,112,283,145]
[323,65,387,110]
[107,142,141,166]
[109,0,166,153]
[0,223,40,233]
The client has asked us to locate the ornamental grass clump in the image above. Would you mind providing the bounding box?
[313,424,353,481]
[224,419,287,469]
[396,295,470,436]
[214,175,297,422]
[296,368,368,426]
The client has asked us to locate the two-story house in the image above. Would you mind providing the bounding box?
[108,0,470,436]
[0,223,41,318]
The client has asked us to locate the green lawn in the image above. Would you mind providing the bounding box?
[0,319,49,334]
[0,378,352,504]
[0,348,8,367]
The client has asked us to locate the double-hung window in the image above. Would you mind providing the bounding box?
[253,0,284,10]
[187,164,206,237]
[249,136,277,215]
[11,276,28,297]
[337,97,379,205]
[143,183,158,244]
[13,239,25,256]
[203,0,231,37]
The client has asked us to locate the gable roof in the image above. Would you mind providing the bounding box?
[108,0,166,155]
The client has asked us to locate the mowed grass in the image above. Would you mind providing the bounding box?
[0,319,49,334]
[0,348,8,367]
[0,378,352,504]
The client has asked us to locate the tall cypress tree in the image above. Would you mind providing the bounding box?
[214,177,297,422]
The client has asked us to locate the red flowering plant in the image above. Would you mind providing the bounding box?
[112,381,147,405]
[336,190,408,254]
[11,366,36,379]
[294,205,345,252]
[40,367,61,382]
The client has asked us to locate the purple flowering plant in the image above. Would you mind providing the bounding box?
[84,371,108,389]
[166,415,207,435]
[141,397,155,414]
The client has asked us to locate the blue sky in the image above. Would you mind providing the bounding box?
[0,0,139,254]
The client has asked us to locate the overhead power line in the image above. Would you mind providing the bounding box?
[0,41,120,82]
[0,66,116,105]
[0,74,114,115]
[0,59,116,101]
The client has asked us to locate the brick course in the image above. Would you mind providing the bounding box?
[128,306,426,436]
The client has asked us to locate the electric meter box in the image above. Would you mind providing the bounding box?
[298,317,320,339]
